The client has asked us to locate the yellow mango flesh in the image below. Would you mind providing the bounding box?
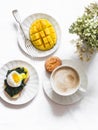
[29,19,57,51]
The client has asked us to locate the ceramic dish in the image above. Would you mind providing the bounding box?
[18,13,61,57]
[0,60,39,105]
[43,59,88,105]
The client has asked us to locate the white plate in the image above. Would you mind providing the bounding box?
[43,59,88,105]
[18,13,61,58]
[0,60,39,105]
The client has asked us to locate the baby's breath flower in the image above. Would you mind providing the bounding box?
[69,3,98,61]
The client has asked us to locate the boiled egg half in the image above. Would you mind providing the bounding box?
[7,71,26,87]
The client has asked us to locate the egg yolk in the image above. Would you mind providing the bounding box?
[12,73,20,83]
[12,73,27,84]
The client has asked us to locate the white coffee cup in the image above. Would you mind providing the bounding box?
[50,65,81,96]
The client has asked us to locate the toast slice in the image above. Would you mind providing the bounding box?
[4,67,29,99]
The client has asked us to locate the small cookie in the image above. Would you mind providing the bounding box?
[45,56,62,72]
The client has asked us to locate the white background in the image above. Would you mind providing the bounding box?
[0,0,98,130]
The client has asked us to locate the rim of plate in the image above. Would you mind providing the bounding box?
[43,59,88,105]
[0,60,39,105]
[17,13,61,58]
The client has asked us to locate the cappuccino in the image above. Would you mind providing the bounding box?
[51,66,80,96]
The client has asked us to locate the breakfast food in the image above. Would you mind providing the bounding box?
[4,67,29,99]
[29,19,57,51]
[45,56,62,72]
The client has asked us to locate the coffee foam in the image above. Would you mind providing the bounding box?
[52,67,80,95]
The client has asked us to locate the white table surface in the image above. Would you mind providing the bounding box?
[0,0,98,130]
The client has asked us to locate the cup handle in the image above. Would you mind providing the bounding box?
[79,87,86,93]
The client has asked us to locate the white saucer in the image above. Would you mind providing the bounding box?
[18,13,61,58]
[0,60,39,105]
[43,59,88,105]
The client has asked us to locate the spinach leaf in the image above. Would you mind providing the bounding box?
[4,79,25,97]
